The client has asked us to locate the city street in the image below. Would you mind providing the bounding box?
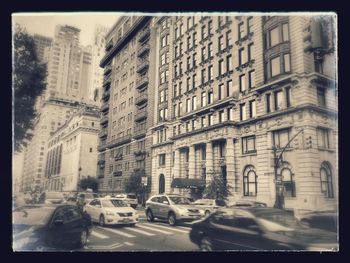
[82,220,198,251]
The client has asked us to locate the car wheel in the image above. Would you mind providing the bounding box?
[205,210,211,217]
[200,236,213,251]
[168,212,176,226]
[77,229,88,248]
[99,215,105,227]
[129,223,136,227]
[146,210,154,222]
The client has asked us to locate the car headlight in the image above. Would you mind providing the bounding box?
[106,211,115,216]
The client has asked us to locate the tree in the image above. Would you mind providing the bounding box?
[78,176,98,192]
[202,170,232,200]
[13,24,47,152]
[124,169,149,206]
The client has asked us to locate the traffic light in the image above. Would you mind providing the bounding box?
[303,20,327,53]
[305,136,313,149]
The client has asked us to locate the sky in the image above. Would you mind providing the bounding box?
[12,13,124,46]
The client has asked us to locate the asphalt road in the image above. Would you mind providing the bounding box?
[80,220,199,251]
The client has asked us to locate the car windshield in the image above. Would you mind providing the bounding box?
[102,199,128,207]
[193,199,210,205]
[127,194,136,199]
[252,209,306,230]
[169,196,192,205]
[215,200,226,207]
[13,206,56,226]
[45,192,64,199]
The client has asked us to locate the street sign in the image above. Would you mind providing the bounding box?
[142,177,148,186]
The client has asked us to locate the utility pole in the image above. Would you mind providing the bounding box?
[273,129,304,209]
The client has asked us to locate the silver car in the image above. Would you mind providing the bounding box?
[192,199,227,217]
[145,194,202,226]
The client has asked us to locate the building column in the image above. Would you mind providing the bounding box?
[173,148,180,178]
[226,138,235,193]
[206,141,213,183]
[188,145,196,179]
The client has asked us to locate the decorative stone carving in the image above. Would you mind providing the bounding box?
[244,126,250,133]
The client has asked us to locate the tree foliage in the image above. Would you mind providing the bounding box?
[13,24,47,152]
[79,176,98,192]
[202,170,232,200]
[124,170,145,195]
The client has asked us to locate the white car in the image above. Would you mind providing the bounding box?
[84,198,138,226]
[192,199,227,217]
[114,193,138,208]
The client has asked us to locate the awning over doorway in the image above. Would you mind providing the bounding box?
[171,178,206,189]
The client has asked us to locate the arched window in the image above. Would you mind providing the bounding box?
[281,167,295,197]
[159,174,165,194]
[243,165,257,196]
[320,162,334,198]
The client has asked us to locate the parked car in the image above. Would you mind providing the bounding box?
[114,193,138,208]
[145,194,202,226]
[189,207,338,251]
[13,204,92,251]
[84,198,138,226]
[299,210,338,233]
[40,192,66,204]
[192,199,227,217]
[76,192,99,208]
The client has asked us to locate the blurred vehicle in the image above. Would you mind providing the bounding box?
[40,192,66,204]
[84,198,138,226]
[299,210,337,233]
[66,193,78,203]
[114,193,138,209]
[229,200,267,207]
[76,192,99,208]
[13,204,92,251]
[189,207,337,251]
[192,199,227,217]
[145,194,202,226]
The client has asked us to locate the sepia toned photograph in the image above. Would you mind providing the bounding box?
[12,12,338,252]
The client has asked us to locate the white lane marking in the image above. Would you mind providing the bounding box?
[143,223,190,234]
[137,224,173,234]
[91,230,109,239]
[96,226,136,238]
[123,227,155,236]
[174,225,192,230]
[124,242,134,246]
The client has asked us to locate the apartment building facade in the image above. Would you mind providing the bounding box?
[44,105,100,191]
[33,34,52,63]
[150,15,337,214]
[21,98,81,192]
[97,17,156,194]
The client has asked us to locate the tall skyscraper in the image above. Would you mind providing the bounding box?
[44,25,93,103]
[90,25,109,103]
[33,34,52,63]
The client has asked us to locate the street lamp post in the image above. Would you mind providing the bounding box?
[273,129,304,209]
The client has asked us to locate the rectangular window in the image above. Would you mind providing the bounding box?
[208,20,213,35]
[208,42,213,57]
[192,74,197,89]
[192,96,197,111]
[282,23,289,42]
[201,92,207,107]
[238,48,245,66]
[249,100,256,118]
[226,30,232,47]
[187,56,191,71]
[247,17,253,34]
[317,128,330,149]
[227,108,233,121]
[239,74,246,92]
[284,53,291,72]
[286,86,291,107]
[248,70,255,89]
[201,116,206,127]
[201,25,207,39]
[186,77,191,91]
[218,84,225,100]
[227,80,233,97]
[208,91,213,104]
[242,136,256,154]
[208,65,213,80]
[201,47,206,62]
[238,22,244,40]
[266,93,271,113]
[248,43,254,62]
[269,26,279,47]
[274,90,284,110]
[317,87,326,107]
[218,60,224,76]
[209,114,214,126]
[159,154,166,166]
[218,35,224,51]
[186,122,190,132]
[240,103,246,121]
[226,54,233,72]
[219,110,225,123]
[186,98,191,113]
[271,56,281,77]
[178,102,182,116]
[273,129,290,149]
[201,69,206,84]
